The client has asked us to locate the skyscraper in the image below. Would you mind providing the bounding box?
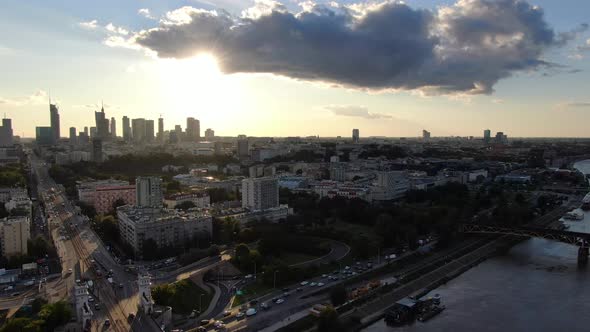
[422,130,431,140]
[132,118,146,143]
[69,127,77,144]
[0,118,13,147]
[135,177,163,208]
[84,126,89,136]
[90,127,97,139]
[145,120,155,142]
[205,128,215,140]
[122,116,131,141]
[483,129,491,143]
[110,117,116,137]
[36,127,55,145]
[352,129,360,143]
[95,106,109,139]
[50,103,60,141]
[186,117,200,142]
[158,117,164,143]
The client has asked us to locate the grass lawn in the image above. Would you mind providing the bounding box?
[151,279,213,315]
[280,252,320,266]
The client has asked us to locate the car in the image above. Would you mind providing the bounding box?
[275,298,285,304]
[223,310,231,317]
[196,327,207,332]
[213,320,224,328]
[317,282,325,287]
[236,312,245,320]
[249,299,258,306]
[246,308,257,317]
[94,303,100,310]
[119,283,124,289]
[67,268,73,274]
[261,302,270,310]
[310,282,317,287]
[200,320,210,326]
[296,287,303,292]
[88,296,94,302]
[104,319,110,327]
[282,292,290,297]
[300,281,309,286]
[322,274,328,278]
[128,313,135,321]
[11,292,21,297]
[282,288,290,292]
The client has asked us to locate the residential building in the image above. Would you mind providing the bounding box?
[0,217,30,257]
[0,119,13,147]
[186,117,200,141]
[132,118,146,143]
[241,177,279,210]
[136,177,163,208]
[117,206,212,256]
[352,129,359,143]
[205,128,214,140]
[237,139,249,159]
[495,132,508,144]
[330,163,347,182]
[164,192,210,209]
[50,103,60,140]
[145,120,155,142]
[94,185,136,214]
[422,130,431,140]
[77,179,131,205]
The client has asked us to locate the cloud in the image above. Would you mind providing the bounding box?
[108,0,583,95]
[138,8,156,20]
[325,105,392,119]
[79,20,98,29]
[105,23,129,35]
[0,90,49,106]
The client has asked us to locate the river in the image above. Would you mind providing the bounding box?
[363,161,590,332]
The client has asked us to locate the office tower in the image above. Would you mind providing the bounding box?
[0,118,13,147]
[50,103,60,141]
[78,132,89,144]
[84,126,89,136]
[158,117,164,143]
[145,120,155,142]
[90,127,97,139]
[422,130,431,140]
[132,118,146,143]
[483,129,491,143]
[110,117,117,137]
[186,117,200,142]
[69,127,77,144]
[0,217,31,257]
[35,127,55,145]
[352,129,360,143]
[205,128,214,140]
[135,177,163,208]
[241,177,279,210]
[122,116,131,141]
[92,139,103,163]
[237,139,249,159]
[95,105,109,139]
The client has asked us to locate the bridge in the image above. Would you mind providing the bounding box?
[460,224,590,265]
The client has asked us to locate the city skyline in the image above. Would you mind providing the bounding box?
[1,0,590,138]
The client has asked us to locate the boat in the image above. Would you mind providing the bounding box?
[564,210,584,221]
[417,305,446,322]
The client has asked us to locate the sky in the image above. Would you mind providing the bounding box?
[0,0,589,138]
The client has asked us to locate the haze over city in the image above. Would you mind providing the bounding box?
[1,0,590,138]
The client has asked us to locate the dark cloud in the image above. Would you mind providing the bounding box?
[133,0,581,94]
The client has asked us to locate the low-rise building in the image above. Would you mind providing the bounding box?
[94,185,136,214]
[216,205,290,225]
[164,192,211,209]
[77,179,131,205]
[117,206,212,256]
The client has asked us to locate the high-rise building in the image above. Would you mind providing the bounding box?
[92,139,103,163]
[78,131,89,144]
[110,117,117,137]
[186,117,200,142]
[0,217,30,257]
[241,177,279,210]
[145,120,155,142]
[95,105,109,139]
[84,126,89,136]
[495,132,508,144]
[352,129,360,143]
[205,128,215,140]
[158,117,164,143]
[69,127,77,144]
[0,118,13,147]
[122,116,131,141]
[132,118,146,143]
[50,103,60,141]
[422,130,431,140]
[36,127,55,145]
[237,139,249,159]
[483,129,491,143]
[90,127,97,139]
[136,177,163,208]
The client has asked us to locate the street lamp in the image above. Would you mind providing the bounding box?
[273,271,279,289]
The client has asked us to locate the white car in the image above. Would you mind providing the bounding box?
[88,296,94,303]
[246,308,257,317]
[300,281,309,286]
[310,282,317,287]
[213,320,224,328]
[275,298,285,304]
[317,283,325,287]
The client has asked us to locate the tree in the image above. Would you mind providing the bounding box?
[329,286,348,306]
[235,243,250,261]
[112,198,127,212]
[166,180,181,193]
[175,201,196,211]
[317,305,343,332]
[38,301,72,331]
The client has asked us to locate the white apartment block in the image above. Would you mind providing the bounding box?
[241,177,279,211]
[136,176,163,208]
